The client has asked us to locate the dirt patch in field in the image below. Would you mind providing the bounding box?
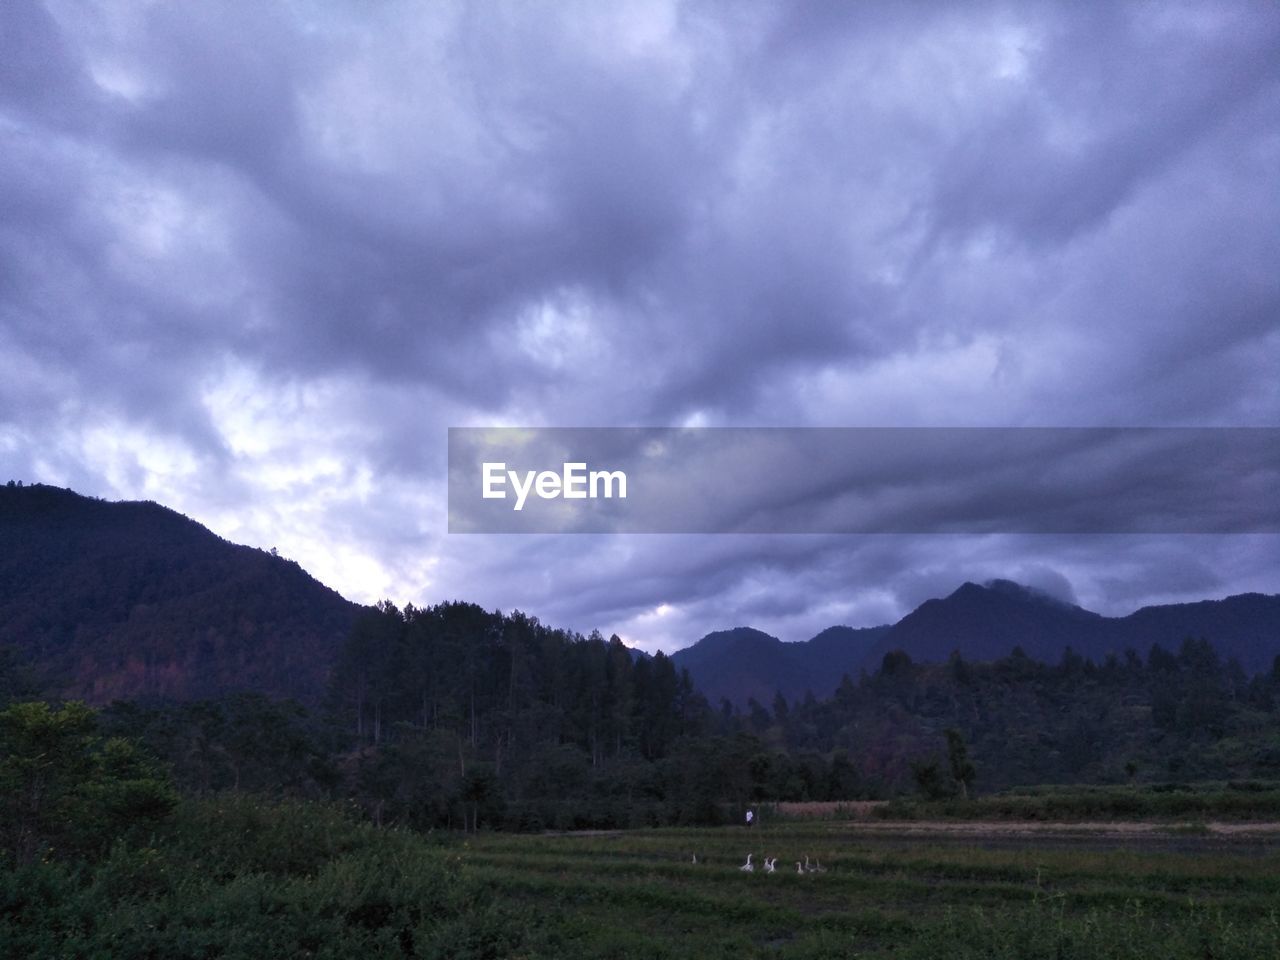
[841,819,1280,838]
[774,801,887,818]
[539,829,624,837]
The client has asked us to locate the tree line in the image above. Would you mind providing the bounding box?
[5,600,1280,834]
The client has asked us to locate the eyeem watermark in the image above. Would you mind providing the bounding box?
[448,426,1279,534]
[482,462,627,511]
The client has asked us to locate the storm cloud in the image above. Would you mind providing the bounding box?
[2,0,1277,651]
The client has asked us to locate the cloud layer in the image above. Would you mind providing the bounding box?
[2,0,1277,650]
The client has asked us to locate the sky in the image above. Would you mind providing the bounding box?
[1,0,1278,653]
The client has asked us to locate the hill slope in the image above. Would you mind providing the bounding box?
[0,483,360,704]
[1105,594,1280,675]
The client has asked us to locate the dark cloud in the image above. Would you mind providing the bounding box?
[0,0,94,121]
[1,0,1276,649]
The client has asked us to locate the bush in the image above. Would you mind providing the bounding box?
[0,701,176,865]
[0,794,536,959]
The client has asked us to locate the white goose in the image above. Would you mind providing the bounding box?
[763,857,776,873]
[739,853,754,872]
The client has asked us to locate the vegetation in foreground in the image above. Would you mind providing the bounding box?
[5,701,1279,959]
[6,605,1280,957]
[4,790,1278,959]
[457,822,1280,960]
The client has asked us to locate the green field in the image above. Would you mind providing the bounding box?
[454,820,1280,958]
[6,796,1280,958]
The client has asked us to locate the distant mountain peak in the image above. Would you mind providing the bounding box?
[671,622,890,706]
[984,577,1030,594]
[872,579,1277,674]
[944,578,1091,614]
[680,580,1280,707]
[951,578,1053,600]
[696,626,780,649]
[673,627,781,668]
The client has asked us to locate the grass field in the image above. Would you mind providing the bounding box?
[451,819,1280,958]
[8,795,1280,957]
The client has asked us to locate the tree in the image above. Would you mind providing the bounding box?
[910,757,951,800]
[945,728,976,799]
[828,749,860,799]
[461,763,502,833]
[0,701,176,864]
[772,691,790,724]
[746,698,772,734]
[880,651,913,677]
[0,645,39,707]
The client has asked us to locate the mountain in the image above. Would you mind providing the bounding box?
[5,482,1276,711]
[670,623,889,707]
[866,579,1280,674]
[804,624,891,683]
[670,627,796,707]
[677,580,1280,706]
[0,483,360,704]
[1105,593,1280,675]
[867,579,1105,666]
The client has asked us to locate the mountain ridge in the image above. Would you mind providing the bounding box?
[3,483,1276,709]
[674,579,1280,706]
[0,482,361,704]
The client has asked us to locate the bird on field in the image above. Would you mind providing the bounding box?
[795,861,804,874]
[813,858,826,873]
[763,857,776,873]
[691,854,698,864]
[740,854,754,872]
[804,856,813,873]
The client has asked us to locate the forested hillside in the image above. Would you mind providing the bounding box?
[4,483,1279,832]
[325,600,716,828]
[0,482,358,703]
[75,602,1280,833]
[776,640,1280,792]
[5,483,1276,712]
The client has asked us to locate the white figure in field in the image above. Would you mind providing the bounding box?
[764,857,776,873]
[814,858,826,873]
[691,854,698,864]
[804,856,815,873]
[745,809,754,826]
[796,861,804,874]
[740,853,754,872]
